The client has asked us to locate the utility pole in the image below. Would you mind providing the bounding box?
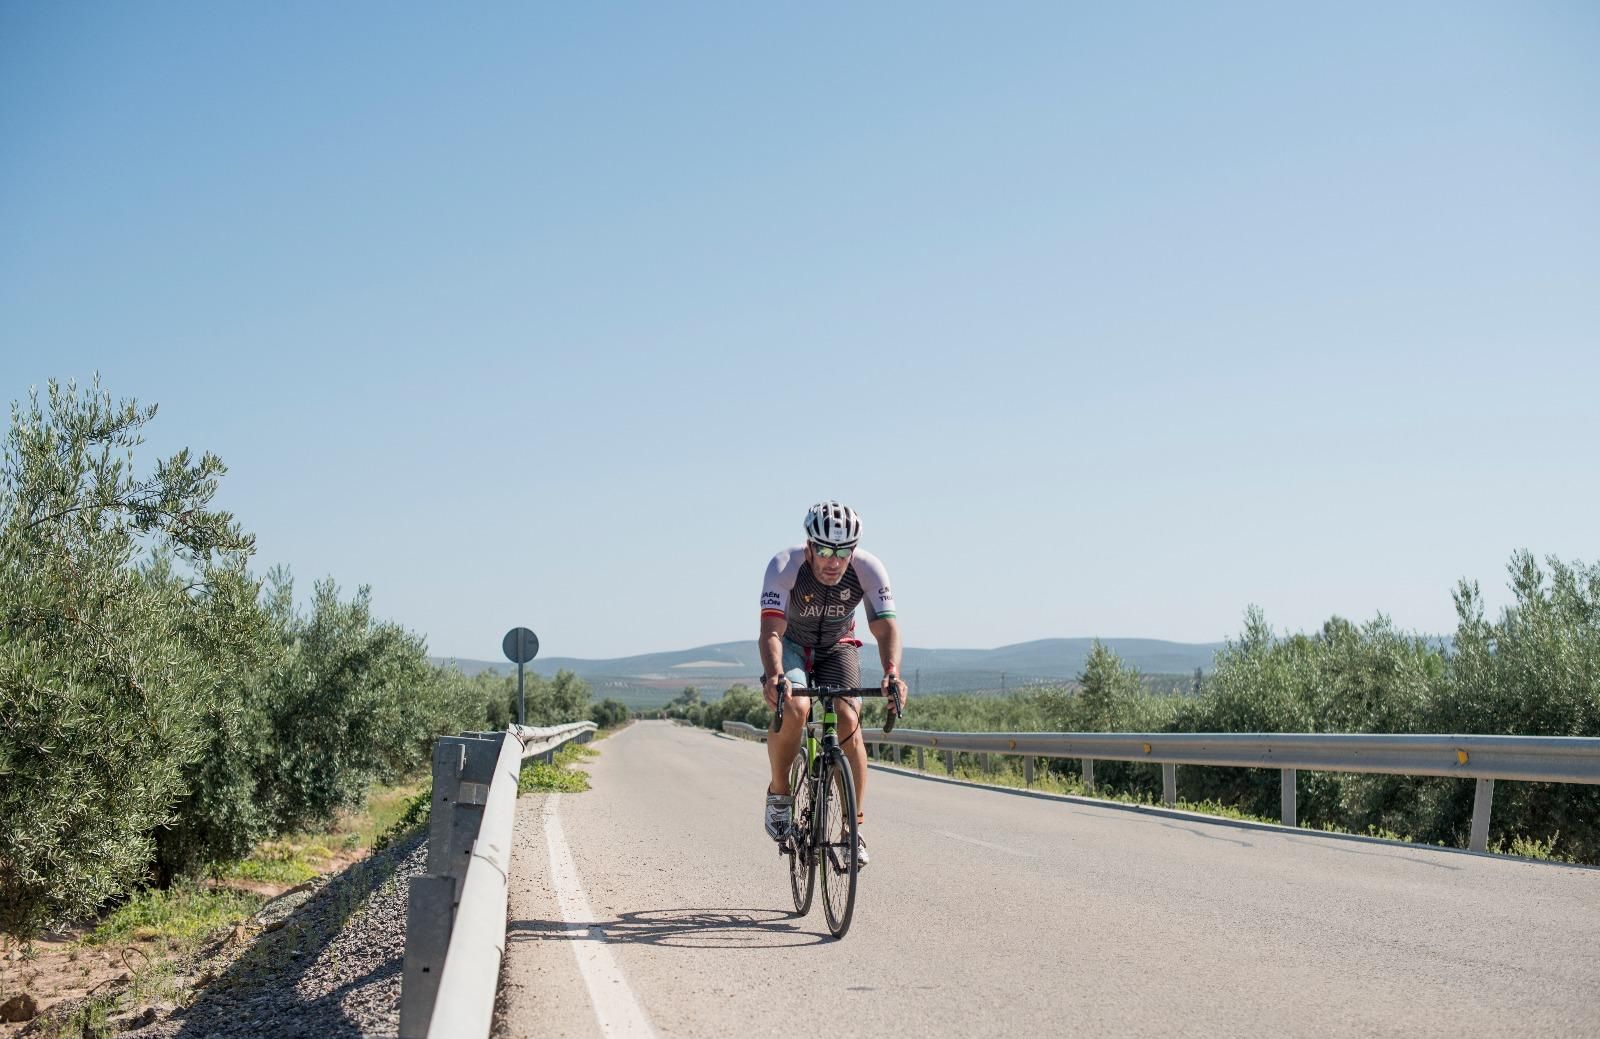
[915,668,920,695]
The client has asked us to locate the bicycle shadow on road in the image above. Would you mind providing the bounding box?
[507,907,829,950]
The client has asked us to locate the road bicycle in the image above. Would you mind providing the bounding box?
[771,680,900,938]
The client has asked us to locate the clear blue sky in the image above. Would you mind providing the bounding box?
[3,3,1596,661]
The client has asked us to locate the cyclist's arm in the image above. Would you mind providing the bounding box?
[760,614,788,708]
[760,547,802,707]
[868,615,905,700]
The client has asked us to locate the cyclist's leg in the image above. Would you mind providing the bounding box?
[765,640,813,797]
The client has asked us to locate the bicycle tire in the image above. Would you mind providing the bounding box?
[787,751,815,915]
[819,752,859,938]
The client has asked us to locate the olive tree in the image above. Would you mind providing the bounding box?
[0,379,256,934]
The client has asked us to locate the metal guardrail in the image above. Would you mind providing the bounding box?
[722,721,1600,853]
[400,721,597,1039]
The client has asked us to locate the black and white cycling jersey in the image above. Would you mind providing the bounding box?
[759,544,896,649]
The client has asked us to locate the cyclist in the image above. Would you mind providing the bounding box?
[760,500,906,867]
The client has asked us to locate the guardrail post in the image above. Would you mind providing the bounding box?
[943,750,954,774]
[1024,757,1034,787]
[981,752,992,773]
[916,747,925,770]
[438,736,504,895]
[1281,768,1297,827]
[427,741,466,876]
[1162,763,1177,807]
[399,875,454,1038]
[1470,777,1495,852]
[1082,758,1095,793]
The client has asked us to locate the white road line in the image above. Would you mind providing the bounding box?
[936,829,1036,857]
[544,794,659,1038]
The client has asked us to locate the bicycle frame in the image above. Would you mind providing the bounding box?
[777,682,901,938]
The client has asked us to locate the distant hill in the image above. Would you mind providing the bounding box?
[431,636,1228,706]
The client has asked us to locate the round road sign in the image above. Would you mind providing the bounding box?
[502,627,540,664]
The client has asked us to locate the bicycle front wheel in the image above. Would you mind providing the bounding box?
[819,752,859,938]
[787,751,815,915]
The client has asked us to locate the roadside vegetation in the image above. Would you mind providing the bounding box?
[668,553,1600,865]
[0,771,438,1037]
[518,743,599,794]
[0,378,604,941]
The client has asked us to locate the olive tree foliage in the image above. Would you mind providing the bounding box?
[148,558,284,884]
[530,670,592,725]
[1426,552,1600,859]
[590,698,631,728]
[445,666,595,729]
[155,578,510,881]
[1059,641,1174,795]
[660,684,763,729]
[255,571,488,833]
[1075,640,1151,731]
[695,685,768,730]
[1172,608,1443,827]
[0,380,259,935]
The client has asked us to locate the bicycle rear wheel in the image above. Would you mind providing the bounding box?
[819,752,859,938]
[787,751,815,915]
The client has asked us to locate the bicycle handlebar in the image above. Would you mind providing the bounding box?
[769,683,904,735]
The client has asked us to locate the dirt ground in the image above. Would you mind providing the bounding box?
[0,850,369,1037]
[0,935,148,1034]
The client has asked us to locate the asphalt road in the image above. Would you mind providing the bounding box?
[496,720,1600,1038]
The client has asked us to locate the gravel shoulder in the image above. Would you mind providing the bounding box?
[75,832,428,1039]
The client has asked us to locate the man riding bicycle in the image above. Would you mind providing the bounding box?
[760,500,907,867]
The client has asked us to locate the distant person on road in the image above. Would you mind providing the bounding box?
[759,500,906,867]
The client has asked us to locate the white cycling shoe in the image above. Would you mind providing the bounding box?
[764,792,794,840]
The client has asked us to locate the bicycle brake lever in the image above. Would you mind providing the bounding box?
[770,679,787,733]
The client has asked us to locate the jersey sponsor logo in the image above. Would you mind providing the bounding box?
[878,586,891,597]
[839,589,851,601]
[796,603,853,620]
[761,591,780,607]
[801,593,813,604]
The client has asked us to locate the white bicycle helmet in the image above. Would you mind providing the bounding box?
[803,500,861,547]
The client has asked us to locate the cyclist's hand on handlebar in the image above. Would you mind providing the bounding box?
[765,675,791,733]
[762,674,789,711]
[881,672,907,718]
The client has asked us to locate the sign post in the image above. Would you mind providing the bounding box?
[501,627,540,725]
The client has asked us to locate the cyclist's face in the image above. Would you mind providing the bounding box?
[807,542,851,585]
